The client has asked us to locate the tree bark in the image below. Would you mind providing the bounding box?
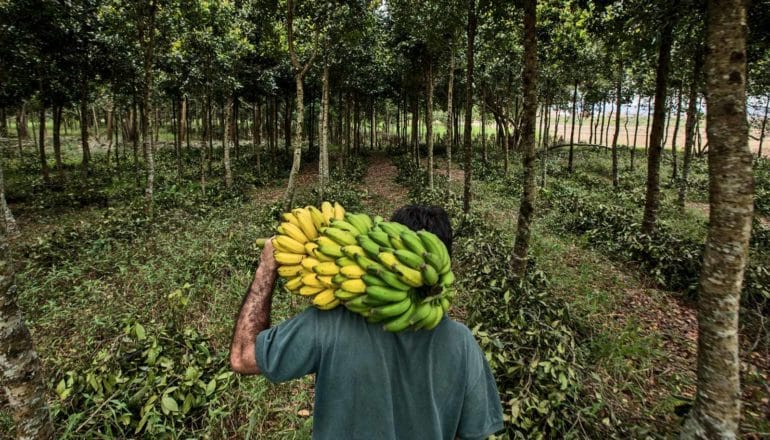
[411,93,419,165]
[141,0,157,217]
[447,46,455,184]
[319,60,330,191]
[568,80,578,172]
[80,80,90,176]
[631,95,642,171]
[253,100,261,175]
[641,16,674,235]
[1,242,54,439]
[462,0,476,214]
[223,95,233,188]
[132,100,140,188]
[680,1,752,437]
[52,106,63,179]
[1,159,18,236]
[511,0,538,278]
[426,61,434,189]
[671,85,683,180]
[678,50,703,208]
[611,56,623,187]
[38,95,49,185]
[758,94,768,157]
[481,94,487,163]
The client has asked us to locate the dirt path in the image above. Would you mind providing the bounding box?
[359,154,409,216]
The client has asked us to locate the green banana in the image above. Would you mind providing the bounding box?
[357,235,382,258]
[423,252,445,274]
[418,230,449,269]
[367,313,387,324]
[334,289,363,301]
[425,305,444,330]
[362,273,389,287]
[408,301,433,325]
[440,297,450,313]
[354,254,386,274]
[373,215,384,224]
[345,295,370,313]
[336,256,357,267]
[365,285,409,303]
[393,263,424,288]
[330,220,360,236]
[440,270,455,286]
[377,222,403,237]
[364,295,390,307]
[332,273,348,285]
[383,302,416,332]
[372,297,413,318]
[400,231,427,255]
[394,249,425,268]
[368,230,392,248]
[322,227,357,246]
[376,268,414,290]
[317,244,344,258]
[388,233,407,251]
[345,213,371,235]
[421,263,439,286]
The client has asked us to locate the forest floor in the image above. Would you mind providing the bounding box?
[2,142,768,438]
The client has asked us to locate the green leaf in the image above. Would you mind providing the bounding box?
[161,395,179,414]
[135,323,146,340]
[206,378,217,396]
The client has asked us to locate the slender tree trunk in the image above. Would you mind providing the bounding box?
[319,60,330,191]
[180,97,187,146]
[80,80,90,175]
[568,80,578,172]
[254,101,261,174]
[757,94,768,157]
[462,0,476,214]
[577,98,584,143]
[223,95,233,188]
[599,101,606,145]
[174,98,181,178]
[411,94,419,165]
[233,97,240,157]
[632,95,642,171]
[426,61,435,189]
[589,102,595,144]
[678,50,703,208]
[481,94,487,163]
[681,2,752,437]
[52,105,63,179]
[671,86,683,180]
[132,99,140,187]
[645,96,653,153]
[611,56,623,187]
[446,46,454,184]
[38,96,49,185]
[201,96,208,193]
[141,1,157,217]
[0,108,6,138]
[641,17,674,235]
[604,98,614,148]
[511,0,538,278]
[1,159,18,236]
[284,96,291,151]
[1,242,54,440]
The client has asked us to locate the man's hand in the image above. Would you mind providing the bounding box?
[229,238,278,375]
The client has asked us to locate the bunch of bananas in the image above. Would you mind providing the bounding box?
[269,202,455,332]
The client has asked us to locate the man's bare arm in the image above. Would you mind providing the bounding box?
[230,239,278,375]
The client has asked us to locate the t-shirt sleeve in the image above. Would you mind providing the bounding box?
[255,307,321,383]
[457,337,504,440]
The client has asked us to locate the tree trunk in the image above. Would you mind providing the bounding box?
[671,86,683,180]
[201,96,209,193]
[132,100,140,188]
[52,105,63,179]
[632,95,642,171]
[678,50,703,208]
[599,101,606,145]
[233,97,240,157]
[680,2,752,437]
[426,61,434,189]
[1,242,54,439]
[462,0,476,214]
[319,60,330,191]
[446,47,454,184]
[1,159,18,236]
[284,96,292,151]
[0,108,6,138]
[645,96,653,153]
[568,80,578,172]
[80,81,90,176]
[481,94,487,163]
[611,57,622,187]
[589,102,595,145]
[141,1,157,217]
[758,94,768,157]
[411,94,419,165]
[254,100,261,174]
[16,104,29,141]
[511,0,538,278]
[223,95,233,188]
[604,98,614,148]
[38,97,49,185]
[641,17,675,235]
[180,97,187,146]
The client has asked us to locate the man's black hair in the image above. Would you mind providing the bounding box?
[390,205,452,256]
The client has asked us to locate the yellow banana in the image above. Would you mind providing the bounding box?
[318,275,336,287]
[313,288,338,308]
[316,298,340,310]
[393,263,423,287]
[299,285,325,297]
[341,245,365,258]
[336,257,357,267]
[321,201,335,223]
[302,273,324,287]
[301,257,321,271]
[340,265,365,278]
[377,252,399,268]
[316,236,340,248]
[305,242,319,255]
[284,275,303,291]
[308,206,327,229]
[280,222,308,244]
[333,202,345,220]
[281,212,301,228]
[274,236,306,254]
[293,208,318,240]
[277,264,304,278]
[312,248,336,262]
[341,278,366,293]
[314,261,340,276]
[275,252,305,266]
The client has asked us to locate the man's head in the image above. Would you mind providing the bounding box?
[390,205,452,256]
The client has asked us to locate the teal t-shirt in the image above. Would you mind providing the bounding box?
[256,306,504,440]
